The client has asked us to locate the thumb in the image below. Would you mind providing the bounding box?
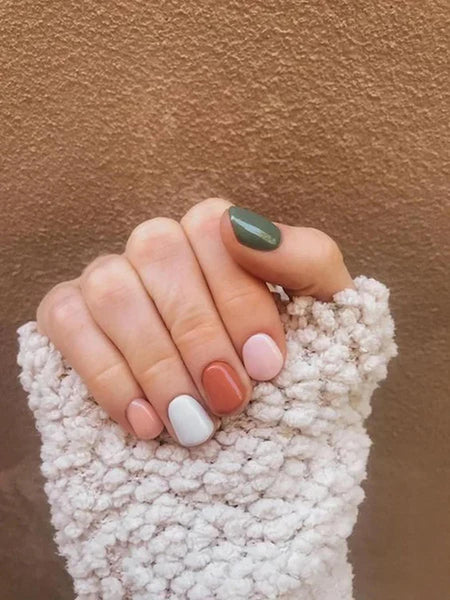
[220,206,355,302]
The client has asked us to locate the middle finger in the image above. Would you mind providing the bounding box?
[125,217,253,417]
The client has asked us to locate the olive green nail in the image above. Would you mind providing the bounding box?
[228,206,281,251]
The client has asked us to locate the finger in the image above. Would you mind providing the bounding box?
[36,280,164,440]
[80,254,217,447]
[125,217,252,417]
[181,198,287,382]
[220,206,355,301]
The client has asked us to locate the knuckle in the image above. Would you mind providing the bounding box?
[89,361,128,397]
[126,217,183,264]
[171,307,218,349]
[181,198,230,235]
[308,228,344,271]
[136,353,180,387]
[220,285,263,315]
[81,255,130,306]
[82,254,123,278]
[44,285,85,331]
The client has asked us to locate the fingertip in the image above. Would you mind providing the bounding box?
[201,360,252,417]
[242,333,285,381]
[219,205,235,248]
[126,398,165,440]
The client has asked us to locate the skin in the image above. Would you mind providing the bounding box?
[36,198,354,444]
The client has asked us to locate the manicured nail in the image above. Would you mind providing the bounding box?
[202,361,248,416]
[242,333,284,381]
[168,394,215,447]
[228,206,281,251]
[126,399,163,440]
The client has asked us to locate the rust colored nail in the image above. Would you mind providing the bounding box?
[201,361,247,416]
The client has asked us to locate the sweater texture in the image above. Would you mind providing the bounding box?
[17,276,397,600]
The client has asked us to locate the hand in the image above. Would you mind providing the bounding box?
[36,198,354,447]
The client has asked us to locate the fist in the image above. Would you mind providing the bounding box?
[37,198,353,447]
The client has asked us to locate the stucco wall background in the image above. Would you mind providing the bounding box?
[1,2,449,599]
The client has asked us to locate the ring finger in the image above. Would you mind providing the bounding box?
[80,254,217,447]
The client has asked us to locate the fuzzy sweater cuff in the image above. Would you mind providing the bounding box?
[17,275,397,600]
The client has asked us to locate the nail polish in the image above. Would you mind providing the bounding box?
[168,394,215,447]
[228,206,281,251]
[242,333,284,381]
[126,399,163,440]
[202,361,247,415]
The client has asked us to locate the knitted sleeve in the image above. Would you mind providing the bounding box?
[17,275,397,600]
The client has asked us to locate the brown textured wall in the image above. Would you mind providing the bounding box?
[1,2,449,599]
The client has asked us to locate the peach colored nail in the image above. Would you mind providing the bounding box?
[242,333,284,381]
[126,399,162,439]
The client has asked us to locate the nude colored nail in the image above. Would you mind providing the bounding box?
[126,399,162,440]
[242,333,284,381]
[202,361,247,415]
[168,394,215,447]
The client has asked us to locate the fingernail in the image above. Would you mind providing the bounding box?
[242,333,284,380]
[168,394,215,447]
[228,206,281,251]
[126,399,163,440]
[202,361,248,416]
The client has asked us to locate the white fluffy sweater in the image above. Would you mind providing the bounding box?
[17,276,397,600]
